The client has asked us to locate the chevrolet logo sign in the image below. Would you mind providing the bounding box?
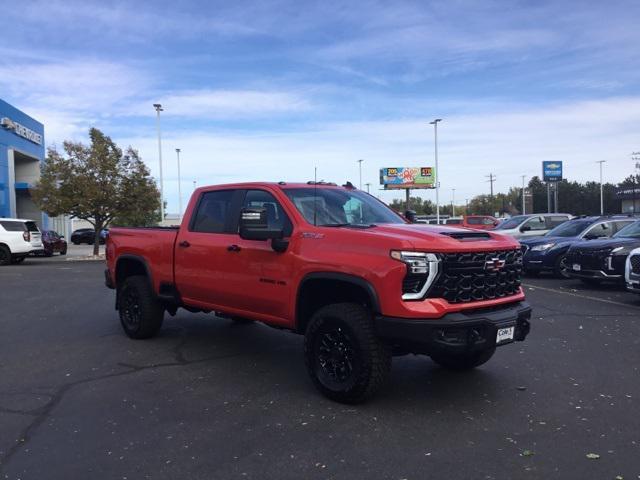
[1,116,42,145]
[485,257,506,272]
[546,163,560,169]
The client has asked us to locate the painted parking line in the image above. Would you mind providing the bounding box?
[522,283,638,310]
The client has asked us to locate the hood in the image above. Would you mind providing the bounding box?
[351,224,520,252]
[520,235,577,247]
[570,237,640,251]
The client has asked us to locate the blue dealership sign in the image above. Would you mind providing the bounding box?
[542,161,563,182]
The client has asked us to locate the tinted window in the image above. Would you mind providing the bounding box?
[446,219,462,224]
[243,190,293,236]
[467,217,482,225]
[191,190,235,233]
[0,221,26,232]
[613,220,634,233]
[25,221,39,232]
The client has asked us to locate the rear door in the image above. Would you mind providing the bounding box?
[174,188,245,309]
[520,216,547,237]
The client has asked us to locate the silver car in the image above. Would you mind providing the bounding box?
[492,214,572,239]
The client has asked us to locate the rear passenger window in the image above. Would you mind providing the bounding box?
[467,217,482,225]
[191,190,235,233]
[547,216,568,228]
[25,221,39,232]
[525,217,547,231]
[0,221,26,232]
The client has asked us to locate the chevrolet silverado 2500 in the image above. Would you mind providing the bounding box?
[105,182,531,403]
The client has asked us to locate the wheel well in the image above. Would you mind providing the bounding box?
[115,257,149,287]
[296,277,378,333]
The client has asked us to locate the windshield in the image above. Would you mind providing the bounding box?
[613,220,640,238]
[283,188,405,226]
[495,216,526,230]
[546,219,593,237]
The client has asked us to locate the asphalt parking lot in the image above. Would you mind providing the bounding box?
[1,260,639,479]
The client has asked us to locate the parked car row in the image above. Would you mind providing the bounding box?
[70,228,109,245]
[517,215,640,296]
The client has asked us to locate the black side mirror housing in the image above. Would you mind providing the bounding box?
[239,208,283,241]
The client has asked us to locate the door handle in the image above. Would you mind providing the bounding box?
[227,244,241,252]
[179,240,191,248]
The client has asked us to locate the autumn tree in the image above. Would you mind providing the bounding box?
[32,128,160,255]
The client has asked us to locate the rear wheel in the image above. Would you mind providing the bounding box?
[0,246,12,266]
[60,247,67,255]
[118,275,164,339]
[554,254,570,279]
[430,347,496,371]
[304,303,391,404]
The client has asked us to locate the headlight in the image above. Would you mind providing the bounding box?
[390,251,440,300]
[531,243,555,252]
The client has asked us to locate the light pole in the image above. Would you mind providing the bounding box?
[153,103,164,222]
[521,175,526,215]
[357,159,364,190]
[451,188,456,217]
[176,148,183,219]
[429,119,442,223]
[596,160,606,215]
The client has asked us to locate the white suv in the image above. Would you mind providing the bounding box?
[0,218,44,265]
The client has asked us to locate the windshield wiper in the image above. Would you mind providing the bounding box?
[322,223,377,229]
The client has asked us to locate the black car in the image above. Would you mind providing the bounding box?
[565,220,640,285]
[520,216,636,278]
[70,228,107,245]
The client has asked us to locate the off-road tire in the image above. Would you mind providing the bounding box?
[430,347,496,371]
[231,317,254,324]
[118,275,164,339]
[304,303,391,404]
[0,246,12,266]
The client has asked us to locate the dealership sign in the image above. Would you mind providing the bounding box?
[542,161,563,182]
[380,167,435,189]
[1,117,43,145]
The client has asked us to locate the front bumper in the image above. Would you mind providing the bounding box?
[375,301,531,355]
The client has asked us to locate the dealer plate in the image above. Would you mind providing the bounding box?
[572,263,581,271]
[496,326,515,344]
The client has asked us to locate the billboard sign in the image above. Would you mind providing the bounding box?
[542,161,563,182]
[379,167,435,189]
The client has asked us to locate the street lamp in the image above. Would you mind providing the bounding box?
[176,148,183,219]
[521,175,526,215]
[429,119,442,223]
[596,160,606,215]
[357,159,364,190]
[451,188,456,217]
[153,103,164,222]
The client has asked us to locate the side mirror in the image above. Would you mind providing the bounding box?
[239,208,285,245]
[520,225,531,232]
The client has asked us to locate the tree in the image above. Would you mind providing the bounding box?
[32,128,160,255]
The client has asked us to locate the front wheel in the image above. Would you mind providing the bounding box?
[554,254,571,279]
[118,275,164,339]
[304,303,391,404]
[430,347,496,371]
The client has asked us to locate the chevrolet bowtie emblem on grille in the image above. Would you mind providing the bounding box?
[485,257,506,272]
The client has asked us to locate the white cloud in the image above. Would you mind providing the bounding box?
[114,96,640,214]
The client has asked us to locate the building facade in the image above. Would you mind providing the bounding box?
[0,99,47,227]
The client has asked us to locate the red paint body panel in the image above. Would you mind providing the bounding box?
[106,182,525,329]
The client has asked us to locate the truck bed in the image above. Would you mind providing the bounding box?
[106,227,180,292]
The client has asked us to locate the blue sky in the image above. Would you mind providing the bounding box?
[2,0,640,212]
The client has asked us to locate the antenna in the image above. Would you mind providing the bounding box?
[313,167,318,226]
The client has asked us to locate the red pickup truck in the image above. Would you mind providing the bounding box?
[105,182,530,403]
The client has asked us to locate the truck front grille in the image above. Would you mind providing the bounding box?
[428,249,523,303]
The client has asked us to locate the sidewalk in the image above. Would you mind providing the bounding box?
[29,244,105,263]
